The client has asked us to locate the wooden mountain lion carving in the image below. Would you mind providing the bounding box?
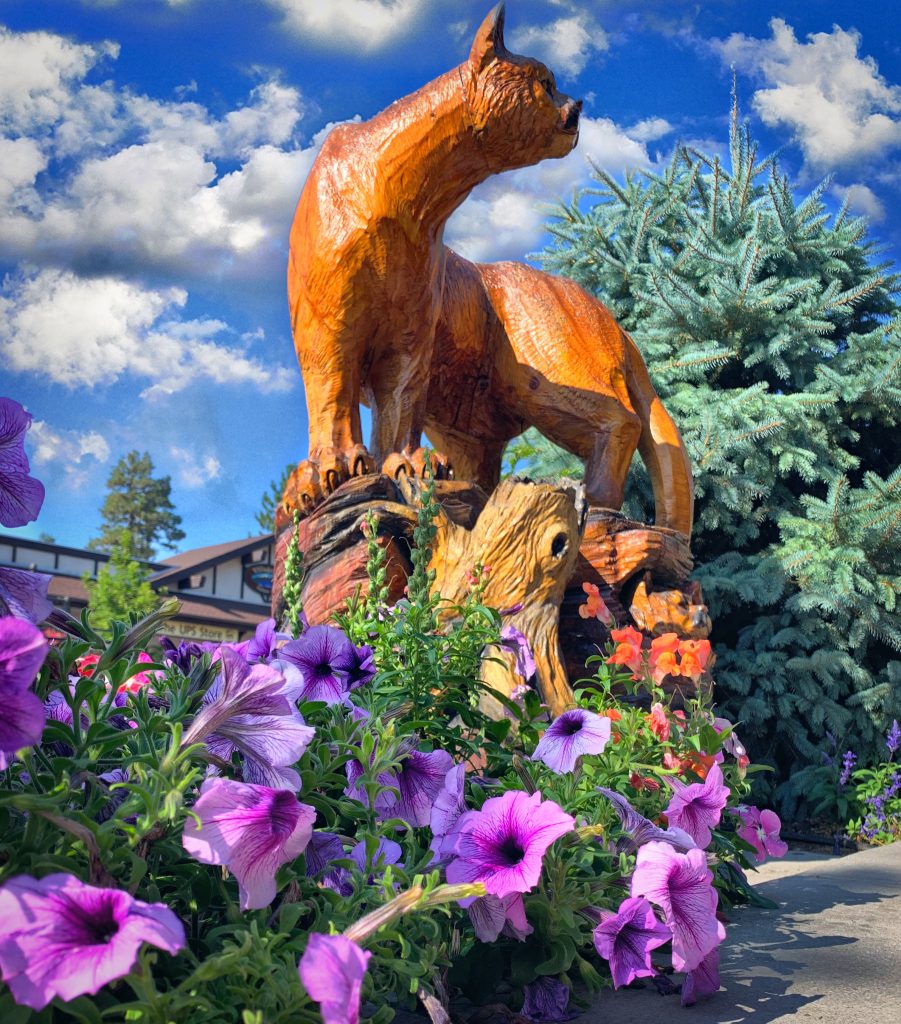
[283,3,695,539]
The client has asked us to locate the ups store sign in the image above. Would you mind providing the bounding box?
[164,621,240,644]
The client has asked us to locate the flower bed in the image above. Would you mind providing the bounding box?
[0,398,788,1022]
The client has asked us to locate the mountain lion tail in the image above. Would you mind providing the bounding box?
[623,330,694,537]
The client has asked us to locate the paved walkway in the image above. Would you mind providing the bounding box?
[579,843,901,1023]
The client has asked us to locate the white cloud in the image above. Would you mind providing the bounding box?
[446,115,649,261]
[169,446,222,487]
[0,26,315,280]
[712,19,901,169]
[626,117,673,142]
[0,269,296,395]
[29,420,111,466]
[837,182,886,222]
[508,13,608,78]
[0,26,118,135]
[264,0,425,51]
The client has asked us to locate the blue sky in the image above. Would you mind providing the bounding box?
[1,0,899,555]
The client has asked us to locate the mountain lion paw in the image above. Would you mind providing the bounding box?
[408,448,454,480]
[281,460,323,519]
[317,445,377,493]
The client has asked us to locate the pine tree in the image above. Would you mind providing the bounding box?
[255,463,295,534]
[89,451,185,560]
[522,102,901,805]
[83,529,159,632]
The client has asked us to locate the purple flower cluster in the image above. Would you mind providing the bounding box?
[886,720,900,759]
[839,749,857,787]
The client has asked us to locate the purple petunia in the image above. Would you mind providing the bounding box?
[346,643,376,690]
[305,831,346,879]
[467,891,532,943]
[299,932,371,1024]
[500,624,536,680]
[430,763,467,858]
[244,617,290,662]
[663,761,730,848]
[521,976,577,1022]
[532,708,611,774]
[278,625,357,704]
[345,739,453,827]
[630,841,725,973]
[159,636,205,673]
[182,778,316,910]
[597,788,696,853]
[185,647,314,791]
[445,790,575,900]
[0,616,48,769]
[0,398,45,529]
[681,947,720,1006]
[0,873,185,1010]
[592,896,671,989]
[0,566,53,624]
[735,806,788,862]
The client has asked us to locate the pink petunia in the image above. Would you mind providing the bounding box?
[663,760,730,848]
[736,805,788,862]
[445,790,574,900]
[183,778,316,910]
[630,841,725,973]
[299,933,371,1024]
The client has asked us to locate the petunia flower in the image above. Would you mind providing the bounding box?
[592,896,671,988]
[630,841,725,973]
[735,805,788,862]
[185,647,315,791]
[430,763,467,841]
[0,873,184,1010]
[681,947,720,1005]
[278,624,356,704]
[244,617,290,662]
[579,581,613,624]
[521,976,577,1022]
[0,398,45,528]
[159,636,205,673]
[183,778,316,910]
[606,625,644,678]
[500,624,537,680]
[299,932,371,1024]
[0,566,52,624]
[445,790,574,900]
[0,617,48,769]
[531,708,611,774]
[345,739,453,827]
[305,831,346,879]
[647,702,670,741]
[326,836,404,898]
[663,761,730,848]
[467,892,533,943]
[597,787,696,852]
[346,643,376,690]
[713,715,750,769]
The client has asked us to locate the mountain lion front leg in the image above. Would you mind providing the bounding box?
[286,314,377,516]
[582,410,642,511]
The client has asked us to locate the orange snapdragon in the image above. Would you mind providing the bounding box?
[578,582,613,624]
[648,633,712,685]
[606,625,644,679]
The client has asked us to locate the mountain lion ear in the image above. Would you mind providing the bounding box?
[469,3,507,70]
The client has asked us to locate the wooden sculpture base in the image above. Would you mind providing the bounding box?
[272,476,708,714]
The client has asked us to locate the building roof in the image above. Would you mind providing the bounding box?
[47,574,267,629]
[150,535,272,584]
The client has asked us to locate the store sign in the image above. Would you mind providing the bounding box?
[164,621,240,643]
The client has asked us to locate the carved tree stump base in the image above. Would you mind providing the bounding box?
[272,478,711,715]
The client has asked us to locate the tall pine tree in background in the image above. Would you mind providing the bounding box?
[89,451,185,561]
[521,103,901,809]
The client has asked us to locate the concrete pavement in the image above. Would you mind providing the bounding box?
[579,843,901,1024]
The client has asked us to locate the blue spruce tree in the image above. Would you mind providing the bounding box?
[523,101,901,808]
